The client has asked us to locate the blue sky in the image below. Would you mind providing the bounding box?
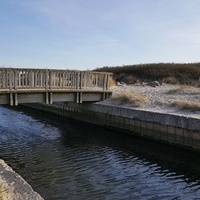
[1,0,200,70]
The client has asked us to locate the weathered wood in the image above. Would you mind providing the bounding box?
[0,68,112,106]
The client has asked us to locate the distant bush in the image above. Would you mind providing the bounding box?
[95,63,200,86]
[172,100,200,111]
[163,76,178,84]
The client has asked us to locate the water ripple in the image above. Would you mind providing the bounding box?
[0,106,200,200]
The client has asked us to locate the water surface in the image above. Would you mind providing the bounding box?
[0,106,199,200]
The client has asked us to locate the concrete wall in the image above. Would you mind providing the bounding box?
[25,103,200,153]
[66,103,200,131]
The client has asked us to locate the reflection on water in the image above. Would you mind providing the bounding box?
[0,106,200,200]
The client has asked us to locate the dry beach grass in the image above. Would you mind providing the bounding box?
[99,83,200,118]
[172,101,200,111]
[95,63,200,114]
[111,91,150,107]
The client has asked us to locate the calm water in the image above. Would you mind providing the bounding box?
[0,106,200,200]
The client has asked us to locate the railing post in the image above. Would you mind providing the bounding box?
[106,74,110,90]
[76,72,80,90]
[103,74,107,90]
[0,70,1,89]
[34,71,37,87]
[45,70,49,90]
[95,74,98,87]
[9,69,13,90]
[14,70,18,90]
[79,72,82,90]
[25,70,29,88]
[30,70,34,87]
[5,69,8,88]
[73,72,76,88]
[59,71,62,88]
[2,69,5,88]
[49,70,52,89]
[83,73,87,88]
[39,70,43,88]
[62,72,65,87]
[0,70,3,89]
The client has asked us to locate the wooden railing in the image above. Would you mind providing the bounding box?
[0,68,112,91]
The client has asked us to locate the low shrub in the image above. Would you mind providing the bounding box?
[171,101,200,111]
[166,85,199,94]
[109,77,116,87]
[111,91,150,107]
[162,76,179,84]
[95,63,200,86]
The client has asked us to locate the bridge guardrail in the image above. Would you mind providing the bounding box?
[0,68,112,91]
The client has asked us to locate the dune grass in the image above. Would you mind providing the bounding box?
[166,85,200,94]
[171,101,200,111]
[111,91,150,107]
[109,77,116,87]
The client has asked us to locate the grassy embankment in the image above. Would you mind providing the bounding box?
[95,63,200,86]
[95,63,200,110]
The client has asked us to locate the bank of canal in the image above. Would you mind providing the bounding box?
[0,106,200,199]
[27,103,200,153]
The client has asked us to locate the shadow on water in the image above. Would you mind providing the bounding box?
[63,121,200,184]
[10,105,200,183]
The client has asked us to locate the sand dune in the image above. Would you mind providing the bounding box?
[98,83,200,119]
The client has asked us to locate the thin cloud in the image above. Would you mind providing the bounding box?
[1,0,200,69]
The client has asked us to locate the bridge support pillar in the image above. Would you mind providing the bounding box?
[10,93,13,106]
[75,92,82,103]
[14,93,18,106]
[79,92,82,103]
[102,93,106,100]
[49,92,53,104]
[45,92,49,104]
[9,93,18,106]
[106,92,109,99]
[76,92,79,103]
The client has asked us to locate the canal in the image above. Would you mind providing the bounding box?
[0,106,199,200]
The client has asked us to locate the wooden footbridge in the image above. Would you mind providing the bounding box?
[0,68,112,106]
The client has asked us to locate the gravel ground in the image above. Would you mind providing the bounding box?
[98,83,200,118]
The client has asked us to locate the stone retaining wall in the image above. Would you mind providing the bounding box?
[25,103,200,153]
